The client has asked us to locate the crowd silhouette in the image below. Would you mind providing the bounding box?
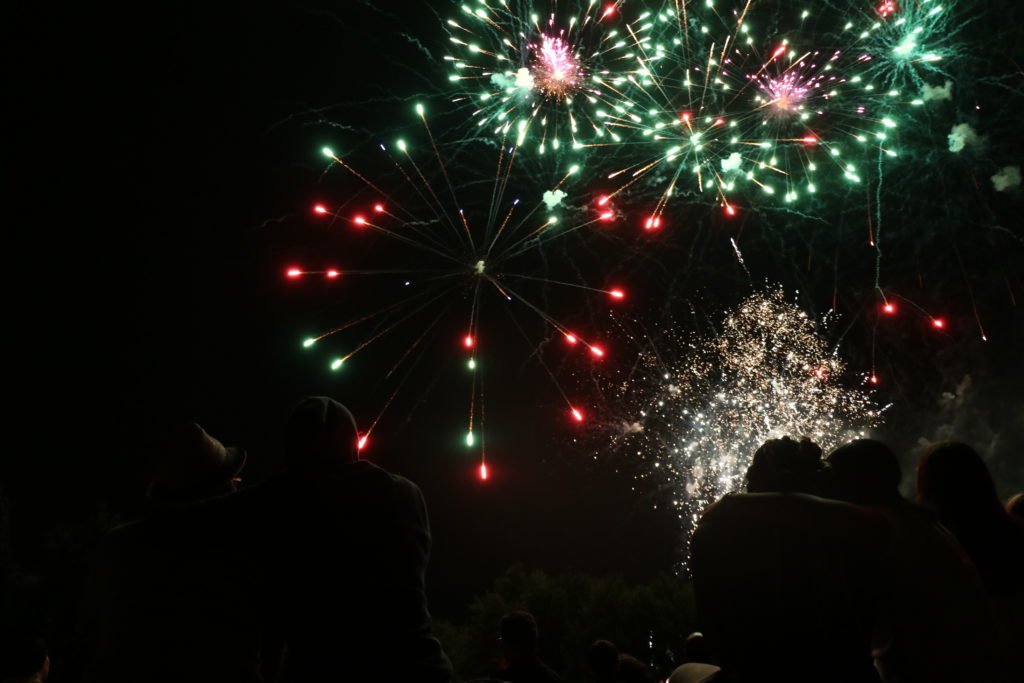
[2,398,1022,682]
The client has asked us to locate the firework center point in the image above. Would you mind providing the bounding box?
[474,259,486,275]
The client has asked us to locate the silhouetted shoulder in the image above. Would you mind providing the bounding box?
[698,492,887,540]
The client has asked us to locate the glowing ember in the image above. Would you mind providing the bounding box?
[877,1,898,18]
[756,54,837,116]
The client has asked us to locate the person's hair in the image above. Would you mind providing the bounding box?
[917,441,1002,523]
[746,437,823,494]
[826,439,903,506]
[499,611,539,652]
[586,640,619,675]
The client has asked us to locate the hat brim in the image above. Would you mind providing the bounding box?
[147,446,248,502]
[223,446,246,483]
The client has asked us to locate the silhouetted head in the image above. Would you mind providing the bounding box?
[586,640,619,680]
[917,441,1001,524]
[1007,492,1024,521]
[617,653,650,683]
[746,436,823,494]
[499,611,539,661]
[683,631,712,664]
[826,439,903,507]
[286,396,359,472]
[148,422,245,504]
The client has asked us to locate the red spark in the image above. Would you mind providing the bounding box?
[609,289,625,300]
[932,318,945,329]
[478,463,489,480]
[870,375,879,385]
[713,117,725,126]
[680,111,691,122]
[353,215,366,226]
[287,268,302,278]
[877,1,897,17]
[814,368,825,378]
[772,45,787,59]
[564,333,578,345]
[357,435,368,451]
[725,204,737,217]
[645,216,661,230]
[464,335,475,348]
[590,345,605,358]
[313,204,328,215]
[571,407,584,422]
[326,269,340,278]
[602,4,615,18]
[802,135,818,145]
[599,210,614,222]
[883,302,896,314]
[597,195,610,206]
[373,203,385,213]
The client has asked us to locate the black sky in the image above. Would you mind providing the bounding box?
[9,1,1024,617]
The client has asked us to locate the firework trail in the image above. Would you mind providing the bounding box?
[290,105,629,477]
[273,0,1022,485]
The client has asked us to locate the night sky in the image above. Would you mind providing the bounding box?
[8,0,1024,619]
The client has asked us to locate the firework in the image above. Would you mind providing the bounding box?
[293,106,627,477]
[579,1,909,218]
[826,0,961,92]
[444,0,634,154]
[606,288,883,540]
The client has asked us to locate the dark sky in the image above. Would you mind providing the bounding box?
[9,1,1024,618]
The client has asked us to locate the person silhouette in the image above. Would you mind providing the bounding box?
[690,437,887,683]
[494,611,561,683]
[917,441,1024,597]
[827,439,1005,682]
[257,396,452,682]
[77,423,259,683]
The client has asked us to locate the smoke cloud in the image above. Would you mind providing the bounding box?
[921,80,953,102]
[991,166,1021,192]
[948,123,982,153]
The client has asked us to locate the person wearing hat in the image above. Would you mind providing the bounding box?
[147,422,246,505]
[252,396,453,682]
[76,423,262,683]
